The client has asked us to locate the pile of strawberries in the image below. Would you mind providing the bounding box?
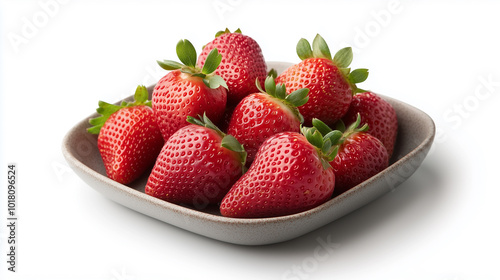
[87,29,398,218]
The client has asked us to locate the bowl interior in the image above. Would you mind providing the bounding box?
[62,61,435,244]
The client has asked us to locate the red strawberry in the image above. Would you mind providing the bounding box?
[341,91,398,157]
[87,85,164,184]
[313,115,389,196]
[276,34,368,126]
[153,39,228,141]
[145,114,246,209]
[220,126,336,218]
[197,28,267,105]
[226,76,309,164]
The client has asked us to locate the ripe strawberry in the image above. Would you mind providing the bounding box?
[145,114,246,209]
[341,91,398,157]
[313,114,389,196]
[87,85,164,185]
[197,28,267,105]
[153,39,228,141]
[276,34,369,126]
[220,126,336,218]
[226,76,309,164]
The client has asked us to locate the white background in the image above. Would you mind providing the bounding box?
[1,0,500,279]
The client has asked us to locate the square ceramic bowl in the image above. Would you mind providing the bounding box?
[62,62,435,246]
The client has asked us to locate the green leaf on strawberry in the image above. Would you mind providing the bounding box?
[156,60,184,71]
[267,68,278,79]
[259,76,309,108]
[176,39,197,68]
[186,112,223,134]
[333,47,353,69]
[297,38,314,60]
[285,88,309,107]
[87,85,151,135]
[348,68,369,84]
[264,75,276,96]
[341,113,369,140]
[201,47,223,75]
[215,28,242,37]
[157,39,228,90]
[221,134,247,172]
[204,74,227,90]
[300,124,339,169]
[312,113,369,147]
[295,34,369,94]
[256,76,309,123]
[312,34,332,60]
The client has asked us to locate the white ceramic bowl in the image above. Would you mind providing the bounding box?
[61,62,435,245]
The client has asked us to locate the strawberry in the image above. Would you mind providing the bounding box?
[87,85,164,185]
[153,39,228,141]
[145,114,246,209]
[197,28,267,105]
[220,126,337,218]
[313,114,389,196]
[276,34,369,126]
[341,91,398,157]
[226,76,309,164]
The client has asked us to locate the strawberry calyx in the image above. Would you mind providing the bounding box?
[296,33,332,61]
[87,85,151,135]
[340,113,369,141]
[187,113,247,173]
[256,76,309,123]
[305,113,369,169]
[346,68,369,94]
[267,68,278,79]
[202,28,242,49]
[312,113,368,149]
[295,34,369,94]
[157,39,228,90]
[300,125,340,170]
[214,27,242,37]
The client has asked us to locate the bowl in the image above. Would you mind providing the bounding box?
[61,62,435,245]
